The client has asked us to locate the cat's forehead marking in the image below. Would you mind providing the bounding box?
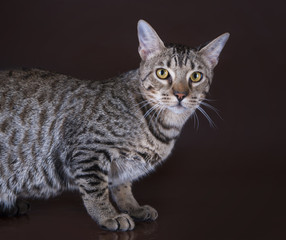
[163,44,198,70]
[166,60,171,68]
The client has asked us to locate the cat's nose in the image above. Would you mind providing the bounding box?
[174,91,187,102]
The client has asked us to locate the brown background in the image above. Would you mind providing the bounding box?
[0,0,285,239]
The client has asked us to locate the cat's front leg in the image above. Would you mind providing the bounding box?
[74,165,134,231]
[111,182,158,221]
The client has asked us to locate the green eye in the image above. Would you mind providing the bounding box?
[190,71,203,82]
[156,68,169,79]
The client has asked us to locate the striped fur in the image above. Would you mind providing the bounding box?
[0,20,229,231]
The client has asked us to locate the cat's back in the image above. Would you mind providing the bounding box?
[0,68,100,118]
[0,68,82,102]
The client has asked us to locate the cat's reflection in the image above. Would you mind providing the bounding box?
[98,221,158,240]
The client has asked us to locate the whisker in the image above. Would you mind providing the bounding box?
[192,111,199,131]
[143,103,160,120]
[199,98,217,102]
[197,106,216,128]
[155,105,165,123]
[133,99,157,115]
[133,99,150,107]
[149,104,162,126]
[138,100,154,111]
[200,101,223,120]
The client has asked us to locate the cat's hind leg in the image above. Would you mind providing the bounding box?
[110,182,158,222]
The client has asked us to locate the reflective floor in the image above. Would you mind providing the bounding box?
[0,165,285,240]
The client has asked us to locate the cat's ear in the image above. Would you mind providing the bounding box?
[199,33,230,69]
[137,20,165,61]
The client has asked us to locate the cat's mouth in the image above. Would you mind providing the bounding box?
[167,103,188,114]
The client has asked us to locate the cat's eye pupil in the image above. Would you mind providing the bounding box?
[160,70,164,75]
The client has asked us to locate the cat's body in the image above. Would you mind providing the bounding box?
[0,20,229,231]
[0,68,176,196]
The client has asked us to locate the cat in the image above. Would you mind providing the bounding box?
[0,20,229,231]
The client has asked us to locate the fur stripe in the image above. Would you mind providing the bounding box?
[75,173,105,182]
[147,124,173,144]
[77,158,96,164]
[42,167,55,188]
[80,185,107,195]
[157,117,180,131]
[190,60,195,69]
[82,163,108,175]
[136,151,150,161]
[88,181,101,186]
[141,71,152,82]
[96,150,112,162]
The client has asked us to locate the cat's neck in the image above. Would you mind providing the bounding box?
[133,86,192,143]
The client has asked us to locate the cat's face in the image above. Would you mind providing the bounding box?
[139,46,213,114]
[137,20,229,115]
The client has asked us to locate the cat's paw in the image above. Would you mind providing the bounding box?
[129,205,158,221]
[100,213,135,231]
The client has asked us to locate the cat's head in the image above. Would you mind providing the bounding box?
[137,20,229,115]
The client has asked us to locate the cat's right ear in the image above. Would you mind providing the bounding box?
[137,20,165,61]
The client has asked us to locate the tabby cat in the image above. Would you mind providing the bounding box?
[0,20,229,231]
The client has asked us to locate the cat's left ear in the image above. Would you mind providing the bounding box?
[199,33,230,69]
[137,20,165,61]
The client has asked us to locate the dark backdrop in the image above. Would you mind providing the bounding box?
[0,0,285,239]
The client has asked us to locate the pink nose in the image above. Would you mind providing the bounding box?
[174,92,186,102]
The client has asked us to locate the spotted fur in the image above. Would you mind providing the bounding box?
[0,20,229,230]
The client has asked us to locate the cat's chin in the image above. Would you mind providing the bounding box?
[167,105,188,114]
